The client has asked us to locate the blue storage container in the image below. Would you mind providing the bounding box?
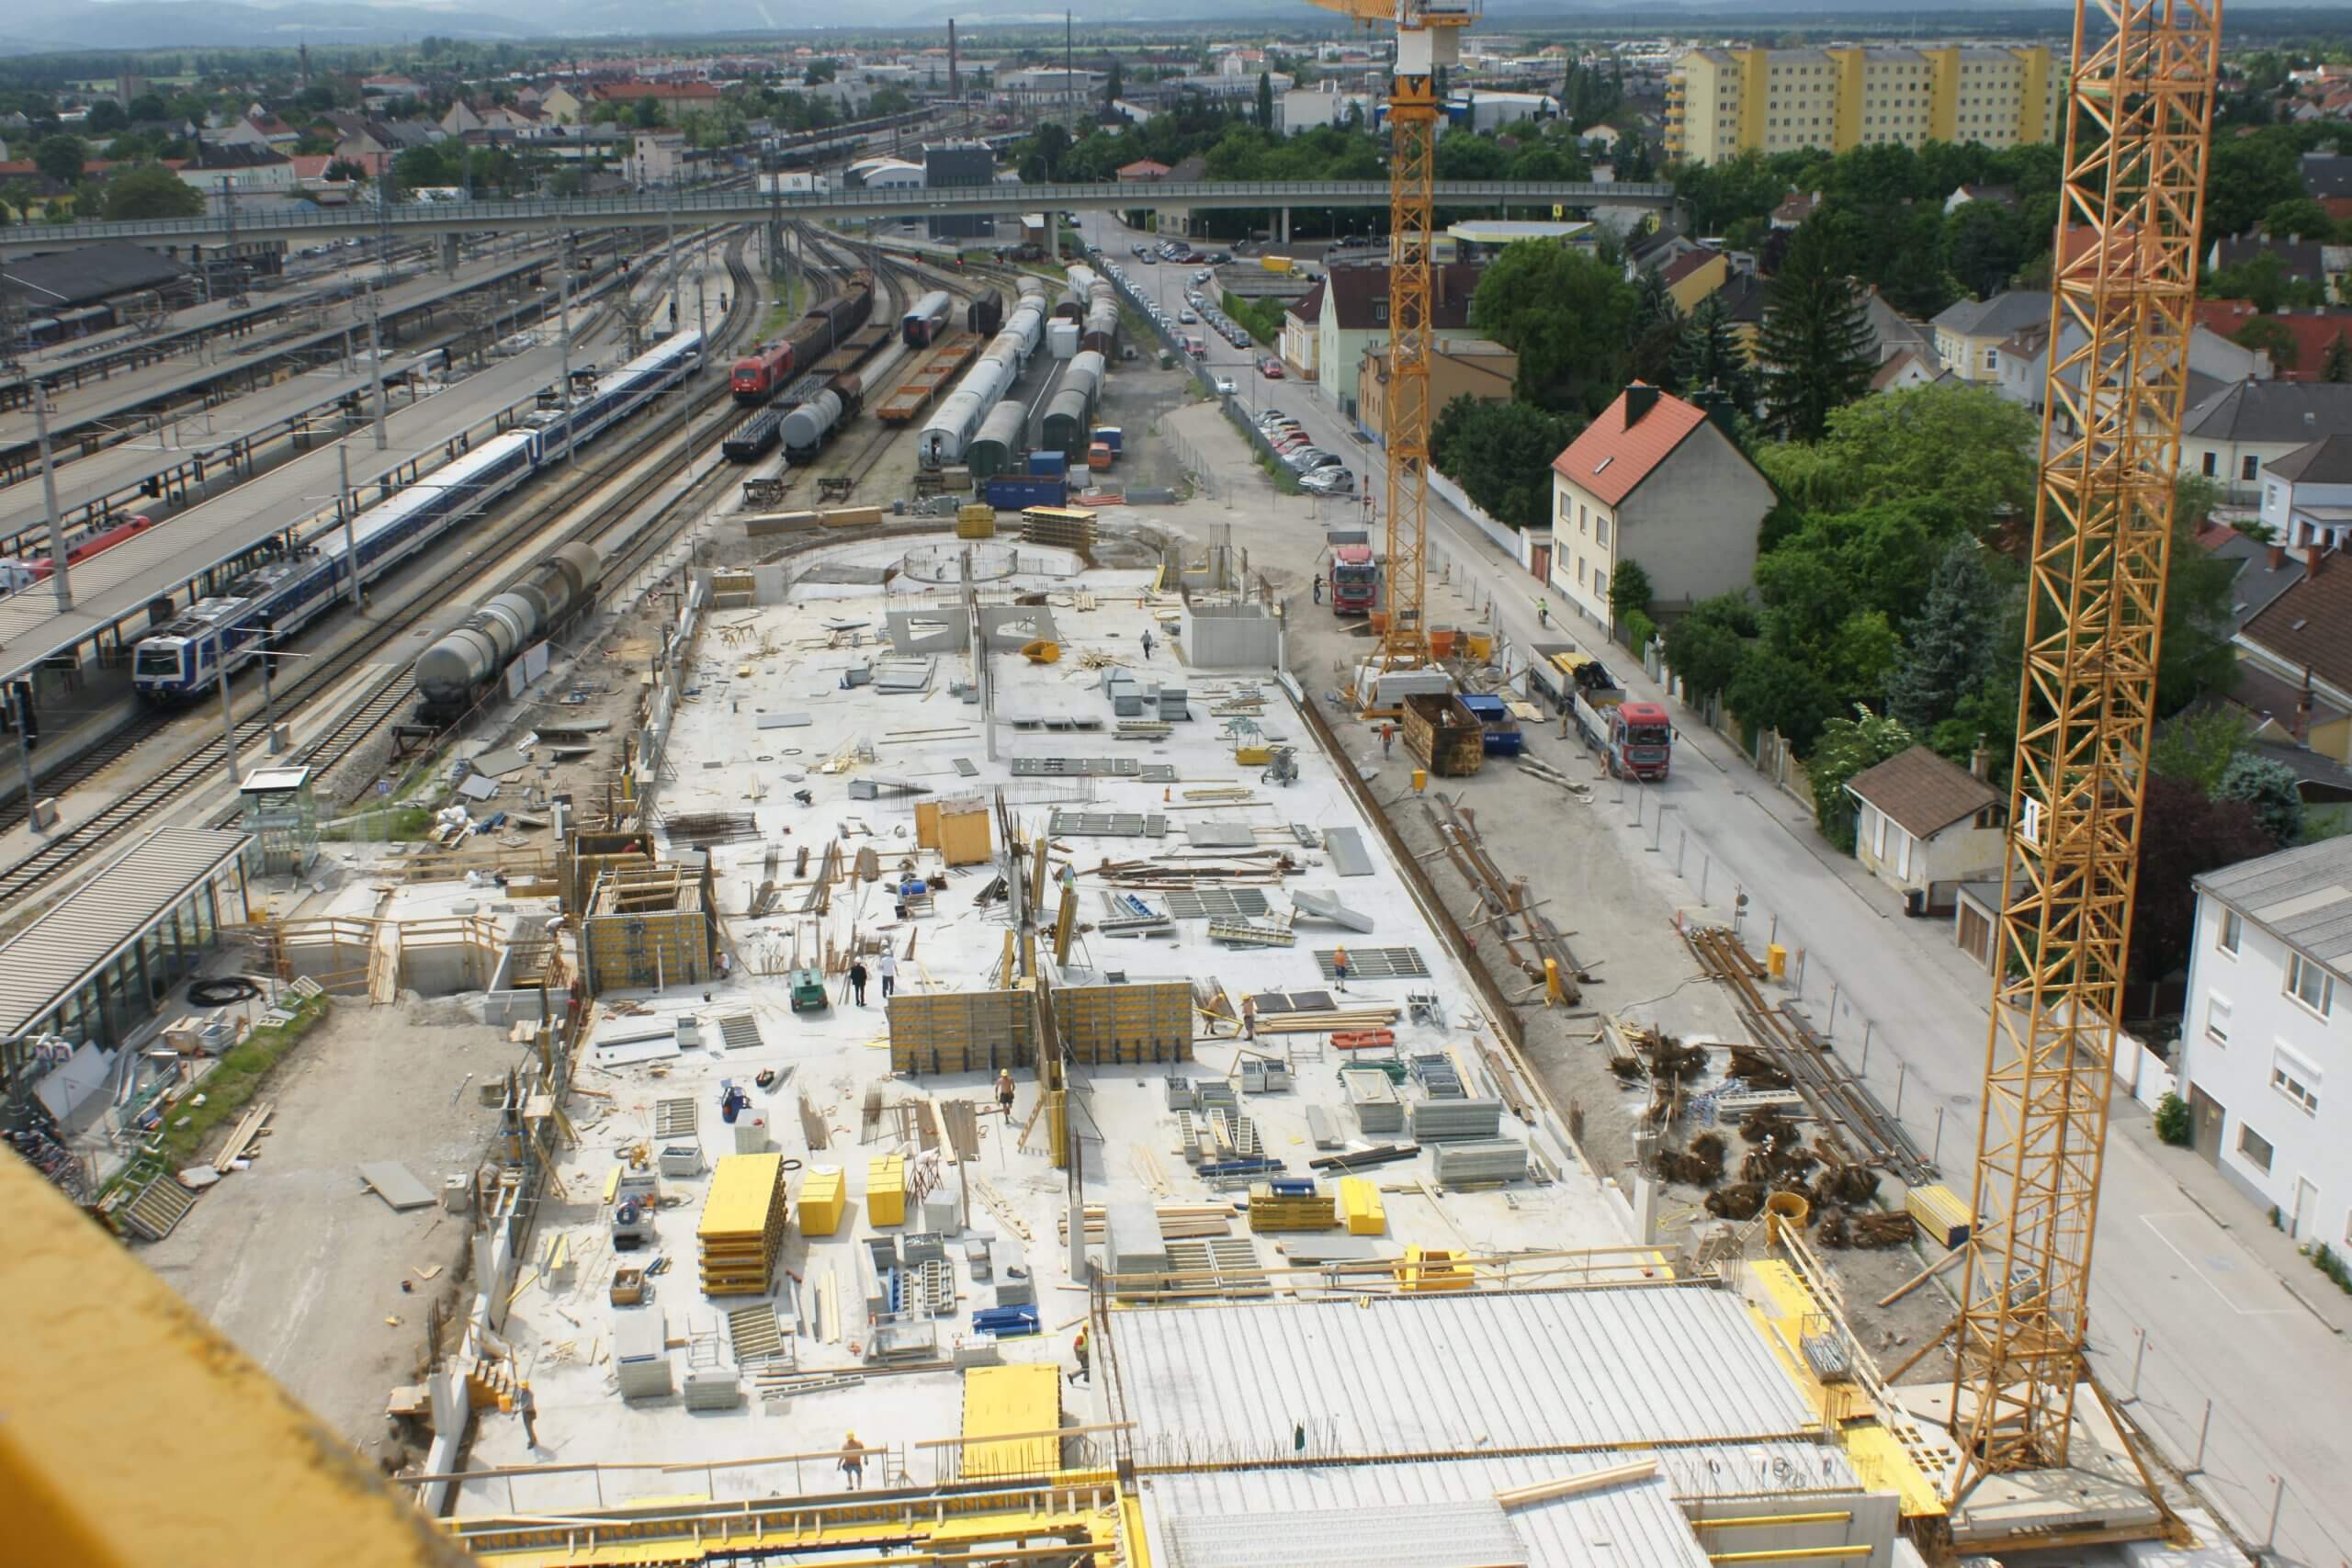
[985,476,1069,511]
[1092,425,1125,453]
[1027,450,1069,478]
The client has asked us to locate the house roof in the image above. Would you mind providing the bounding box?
[1951,182,2018,209]
[1284,279,1324,324]
[1868,347,1951,391]
[1658,247,1721,287]
[2183,378,2352,444]
[2212,528,2308,631]
[2212,235,2327,276]
[1,243,187,308]
[1320,263,1481,331]
[1931,289,2052,340]
[2196,300,2352,381]
[2301,151,2352,200]
[1770,188,1820,225]
[1116,158,1170,178]
[2192,833,2352,966]
[191,142,289,169]
[2267,433,2352,483]
[2241,552,2352,691]
[1549,383,1710,508]
[1713,269,1769,326]
[1844,745,2000,838]
[2227,660,2350,734]
[1859,287,1934,362]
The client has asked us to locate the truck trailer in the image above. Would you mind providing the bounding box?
[1531,649,1672,781]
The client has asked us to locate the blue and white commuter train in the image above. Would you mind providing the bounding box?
[132,332,704,702]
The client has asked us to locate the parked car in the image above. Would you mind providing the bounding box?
[1302,467,1356,494]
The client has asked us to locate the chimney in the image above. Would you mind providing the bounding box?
[2310,542,2326,577]
[1970,733,1990,782]
[2298,667,2316,743]
[1623,382,1660,425]
[2272,541,2290,570]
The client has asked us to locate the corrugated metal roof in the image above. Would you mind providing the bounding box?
[1113,1287,1816,1468]
[1142,1453,1713,1568]
[0,828,250,1034]
[2195,834,2352,967]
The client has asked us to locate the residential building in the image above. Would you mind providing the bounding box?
[1279,281,1323,383]
[1769,188,1821,230]
[361,74,424,101]
[1992,319,2264,416]
[629,130,686,188]
[2195,300,2352,383]
[2299,150,2352,223]
[1941,182,2018,216]
[2175,835,2352,1241]
[924,141,996,242]
[1358,337,1518,446]
[2176,379,2352,494]
[1930,290,2052,382]
[1311,263,1483,418]
[585,81,723,119]
[1657,247,1728,315]
[1844,744,2006,910]
[2209,234,2337,300]
[176,142,296,194]
[2238,547,2352,764]
[1667,43,2060,164]
[1277,86,1376,135]
[1546,383,1776,632]
[2259,434,2352,548]
[1452,90,1555,134]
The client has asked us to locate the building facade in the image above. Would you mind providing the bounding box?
[1668,43,2059,164]
[2177,837,2352,1244]
[1546,384,1776,633]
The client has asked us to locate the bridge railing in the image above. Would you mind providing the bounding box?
[6,179,1676,249]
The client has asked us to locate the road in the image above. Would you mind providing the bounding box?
[1082,206,2352,1562]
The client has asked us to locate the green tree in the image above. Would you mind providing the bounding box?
[1626,278,1683,389]
[127,91,170,122]
[1610,558,1654,624]
[1257,72,1273,131]
[1467,239,1637,412]
[2156,503,2242,713]
[2216,752,2306,846]
[868,86,913,117]
[1808,705,1917,851]
[1670,291,1753,412]
[1427,396,1583,530]
[2210,249,2326,312]
[2132,776,2278,983]
[33,133,85,188]
[1664,594,1757,705]
[633,96,665,130]
[1105,59,1125,108]
[2326,333,2352,383]
[1755,218,1874,441]
[393,142,452,189]
[1727,647,1838,753]
[85,99,127,135]
[2152,705,2254,795]
[1944,198,2025,299]
[1609,132,1653,182]
[1435,130,1510,181]
[1886,538,2000,730]
[2236,316,2300,374]
[2264,195,2337,242]
[100,163,203,220]
[1754,382,2040,525]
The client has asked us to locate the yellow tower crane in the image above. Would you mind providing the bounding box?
[1949,0,2222,1507]
[1308,0,1480,698]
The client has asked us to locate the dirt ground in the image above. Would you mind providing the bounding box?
[141,995,533,1462]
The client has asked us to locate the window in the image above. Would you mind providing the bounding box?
[2273,1045,2322,1113]
[2206,994,2233,1044]
[2219,909,2242,955]
[2243,454,2260,482]
[1558,491,1570,520]
[1578,503,1588,534]
[1984,348,1999,370]
[1594,570,1609,604]
[1577,556,1588,584]
[2238,1123,2275,1173]
[2202,450,2217,477]
[1595,515,1611,547]
[2288,952,2335,1017]
[1896,826,1913,881]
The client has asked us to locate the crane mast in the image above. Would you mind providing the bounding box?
[1950,0,2222,1501]
[1310,0,1478,691]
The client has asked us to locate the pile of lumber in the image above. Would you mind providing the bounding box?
[1057,1202,1235,1241]
[1250,1003,1401,1036]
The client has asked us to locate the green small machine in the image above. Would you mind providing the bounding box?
[788,966,828,1011]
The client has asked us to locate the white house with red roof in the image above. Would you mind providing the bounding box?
[1547,383,1775,633]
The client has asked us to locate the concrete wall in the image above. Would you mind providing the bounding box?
[1615,420,1773,617]
[1182,601,1283,668]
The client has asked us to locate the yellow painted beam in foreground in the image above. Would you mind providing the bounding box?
[0,1155,470,1567]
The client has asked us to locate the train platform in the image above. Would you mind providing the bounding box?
[0,336,582,695]
[0,247,565,457]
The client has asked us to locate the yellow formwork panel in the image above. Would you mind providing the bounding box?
[1396,1245,1471,1292]
[961,1364,1063,1478]
[1340,1176,1385,1235]
[797,1166,846,1236]
[1744,1259,1871,1426]
[697,1153,785,1243]
[1844,1424,1949,1518]
[868,1153,908,1226]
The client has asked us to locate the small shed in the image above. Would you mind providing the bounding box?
[1845,745,2005,914]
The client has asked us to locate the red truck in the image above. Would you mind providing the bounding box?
[1530,647,1674,781]
[1326,530,1379,615]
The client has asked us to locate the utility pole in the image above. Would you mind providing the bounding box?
[696,226,708,344]
[218,176,241,302]
[366,285,388,449]
[214,626,239,787]
[664,188,682,338]
[558,231,577,467]
[337,445,364,610]
[30,382,70,612]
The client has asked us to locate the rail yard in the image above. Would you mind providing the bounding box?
[0,24,2307,1568]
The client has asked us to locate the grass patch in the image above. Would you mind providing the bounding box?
[756,274,804,340]
[156,993,334,1169]
[1223,290,1285,348]
[320,805,435,842]
[1253,446,1303,495]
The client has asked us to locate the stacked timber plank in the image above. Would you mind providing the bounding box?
[698,1153,789,1297]
[1252,1003,1400,1037]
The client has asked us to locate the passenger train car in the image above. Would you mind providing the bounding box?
[132,331,704,702]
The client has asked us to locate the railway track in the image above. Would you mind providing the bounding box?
[0,231,775,912]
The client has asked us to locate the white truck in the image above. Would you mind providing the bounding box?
[758,172,830,196]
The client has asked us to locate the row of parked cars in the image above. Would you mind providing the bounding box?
[1183,281,1256,352]
[1258,408,1354,495]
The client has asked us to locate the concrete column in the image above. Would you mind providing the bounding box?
[1279,207,1291,245]
[440,231,459,275]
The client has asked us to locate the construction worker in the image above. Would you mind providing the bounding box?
[1379,721,1395,759]
[838,1432,866,1490]
[514,1383,539,1449]
[1536,597,1549,627]
[1140,629,1155,660]
[1312,572,1325,604]
[1241,996,1258,1040]
[877,951,899,1000]
[1331,945,1352,992]
[1069,1326,1091,1385]
[849,959,869,1007]
[997,1068,1017,1121]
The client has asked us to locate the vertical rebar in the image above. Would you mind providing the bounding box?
[1698,854,1711,904]
[1894,1060,1907,1119]
[1932,1105,1945,1166]
[2126,1326,2145,1403]
[1860,1019,1872,1075]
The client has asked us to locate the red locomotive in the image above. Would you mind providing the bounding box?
[730,278,876,404]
